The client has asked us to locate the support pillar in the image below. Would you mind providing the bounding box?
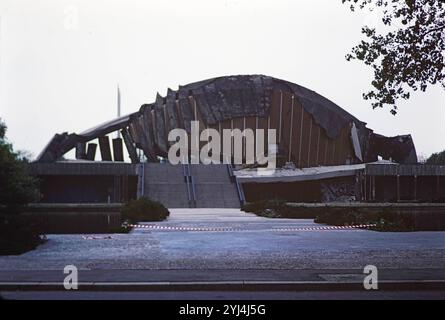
[121,128,139,164]
[112,138,124,162]
[86,143,97,161]
[75,142,86,160]
[99,136,112,161]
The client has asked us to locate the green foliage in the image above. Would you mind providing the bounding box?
[120,197,170,223]
[0,118,42,255]
[315,209,415,232]
[0,214,45,255]
[343,0,445,115]
[242,200,286,214]
[242,200,315,219]
[0,119,39,213]
[244,199,417,231]
[426,150,445,165]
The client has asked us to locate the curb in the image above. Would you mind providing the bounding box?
[1,280,445,292]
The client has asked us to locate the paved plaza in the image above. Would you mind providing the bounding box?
[0,209,444,274]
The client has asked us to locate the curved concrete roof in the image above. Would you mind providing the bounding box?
[37,75,416,164]
[140,74,366,139]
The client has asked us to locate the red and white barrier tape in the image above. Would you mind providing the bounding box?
[271,224,376,232]
[127,224,235,232]
[125,224,376,232]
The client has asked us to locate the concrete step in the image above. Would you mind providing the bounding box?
[189,164,232,183]
[145,183,190,208]
[143,163,190,208]
[194,183,241,208]
[141,163,241,208]
[144,163,184,183]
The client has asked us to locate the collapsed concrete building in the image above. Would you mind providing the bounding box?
[37,75,417,165]
[29,75,445,207]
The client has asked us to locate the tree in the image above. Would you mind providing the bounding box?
[426,150,445,165]
[0,118,39,213]
[0,118,43,255]
[343,0,445,115]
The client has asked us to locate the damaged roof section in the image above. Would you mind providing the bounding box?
[369,134,418,164]
[37,114,133,162]
[140,75,367,139]
[36,74,417,166]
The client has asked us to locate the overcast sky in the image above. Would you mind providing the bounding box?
[1,0,444,160]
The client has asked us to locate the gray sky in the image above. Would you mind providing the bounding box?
[1,0,444,160]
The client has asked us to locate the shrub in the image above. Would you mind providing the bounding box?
[0,119,42,255]
[0,120,39,213]
[426,150,445,165]
[0,214,45,255]
[243,199,416,231]
[315,209,415,232]
[242,199,286,217]
[113,223,133,234]
[120,197,169,223]
[242,200,315,219]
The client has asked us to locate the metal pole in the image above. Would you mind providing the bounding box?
[288,95,294,162]
[364,172,367,202]
[414,175,417,201]
[117,85,121,139]
[141,162,145,197]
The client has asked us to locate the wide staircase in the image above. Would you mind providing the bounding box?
[139,163,244,208]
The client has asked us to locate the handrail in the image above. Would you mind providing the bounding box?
[183,164,191,204]
[227,163,245,205]
[182,163,187,181]
[234,177,245,205]
[239,179,245,203]
[186,176,192,204]
[140,162,145,197]
[226,163,234,179]
[190,175,197,208]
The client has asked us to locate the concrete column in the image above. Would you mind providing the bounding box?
[99,136,112,161]
[288,95,294,162]
[121,128,139,164]
[112,138,124,162]
[75,142,86,160]
[414,175,417,201]
[86,143,97,161]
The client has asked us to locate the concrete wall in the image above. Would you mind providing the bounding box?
[36,175,137,204]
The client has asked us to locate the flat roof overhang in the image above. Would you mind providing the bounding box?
[234,163,366,183]
[27,160,138,176]
[235,162,445,184]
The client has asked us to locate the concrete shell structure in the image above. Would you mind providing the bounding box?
[37,75,417,166]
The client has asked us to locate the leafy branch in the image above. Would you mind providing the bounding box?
[343,0,445,114]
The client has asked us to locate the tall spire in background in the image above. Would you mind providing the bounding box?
[117,84,121,138]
